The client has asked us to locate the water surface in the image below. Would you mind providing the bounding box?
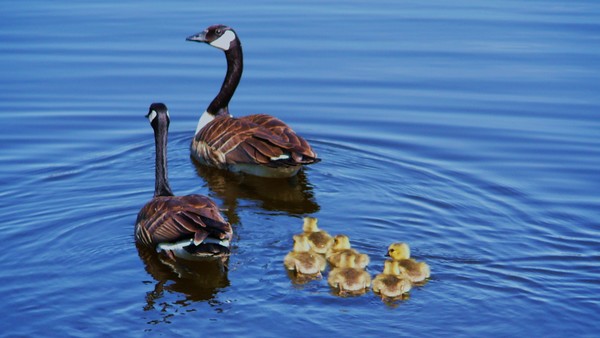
[1,0,599,336]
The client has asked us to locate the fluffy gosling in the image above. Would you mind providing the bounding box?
[302,217,333,254]
[372,260,412,299]
[284,234,326,276]
[387,242,430,283]
[327,253,371,295]
[326,234,370,268]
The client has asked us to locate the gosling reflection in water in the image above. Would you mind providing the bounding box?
[193,163,320,223]
[136,244,230,304]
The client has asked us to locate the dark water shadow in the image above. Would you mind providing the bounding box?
[192,160,320,224]
[136,244,230,306]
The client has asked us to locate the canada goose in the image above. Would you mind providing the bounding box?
[327,253,371,295]
[186,24,320,178]
[387,242,431,283]
[326,235,370,268]
[372,260,412,299]
[302,217,333,254]
[284,234,326,276]
[135,103,233,260]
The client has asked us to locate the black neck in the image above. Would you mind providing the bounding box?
[207,41,243,115]
[153,115,174,197]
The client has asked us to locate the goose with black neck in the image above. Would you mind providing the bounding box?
[135,103,233,261]
[186,24,320,178]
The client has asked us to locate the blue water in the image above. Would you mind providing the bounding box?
[1,0,600,336]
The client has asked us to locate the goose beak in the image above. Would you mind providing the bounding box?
[186,31,207,43]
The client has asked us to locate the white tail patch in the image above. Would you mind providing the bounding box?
[157,239,193,252]
[210,30,236,51]
[270,154,290,161]
[157,237,230,258]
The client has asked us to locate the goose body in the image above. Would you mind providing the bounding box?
[284,234,326,276]
[327,253,371,295]
[387,242,431,283]
[326,235,370,268]
[135,103,233,260]
[302,217,333,254]
[186,24,319,178]
[372,260,412,298]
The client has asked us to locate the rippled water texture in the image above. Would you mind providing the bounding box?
[1,0,599,336]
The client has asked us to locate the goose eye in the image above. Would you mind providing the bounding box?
[215,28,222,35]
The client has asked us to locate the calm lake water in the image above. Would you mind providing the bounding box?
[1,0,599,336]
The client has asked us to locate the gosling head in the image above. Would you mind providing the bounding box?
[332,235,352,251]
[292,234,311,253]
[387,242,411,260]
[186,24,239,52]
[302,217,319,232]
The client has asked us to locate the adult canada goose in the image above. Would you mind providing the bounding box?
[186,24,320,178]
[135,103,233,260]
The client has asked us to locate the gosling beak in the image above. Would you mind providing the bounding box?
[186,31,208,43]
[385,252,391,257]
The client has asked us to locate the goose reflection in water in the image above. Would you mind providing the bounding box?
[136,243,230,309]
[192,162,320,224]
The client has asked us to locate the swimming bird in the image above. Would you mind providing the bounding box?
[327,253,371,295]
[302,217,333,254]
[284,234,326,276]
[372,260,412,299]
[135,103,233,260]
[186,24,320,178]
[386,242,431,283]
[326,235,370,268]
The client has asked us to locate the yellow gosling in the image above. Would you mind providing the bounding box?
[302,217,333,254]
[327,253,371,295]
[326,235,370,268]
[284,234,326,276]
[372,260,412,299]
[387,242,431,283]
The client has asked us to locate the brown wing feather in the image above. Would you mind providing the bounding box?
[194,114,319,168]
[135,195,232,248]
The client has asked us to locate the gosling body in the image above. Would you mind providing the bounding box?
[302,217,333,254]
[327,253,371,295]
[387,242,431,283]
[284,234,326,276]
[327,235,370,268]
[372,260,412,298]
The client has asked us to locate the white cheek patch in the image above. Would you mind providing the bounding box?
[210,30,236,51]
[147,110,157,123]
